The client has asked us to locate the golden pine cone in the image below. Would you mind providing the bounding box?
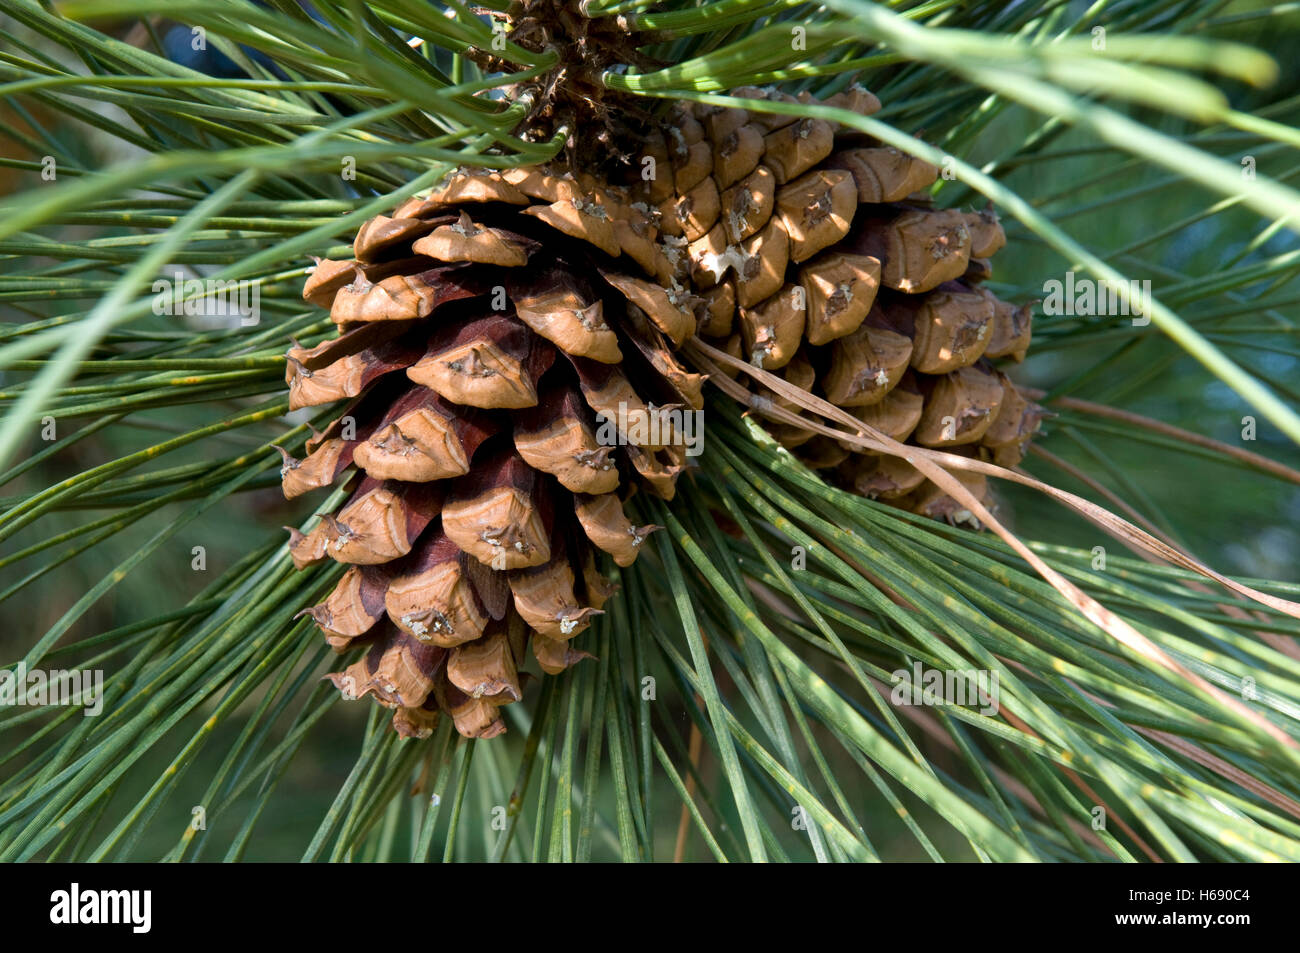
[282,84,1045,738]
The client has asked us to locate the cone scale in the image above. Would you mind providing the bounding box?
[283,84,1044,739]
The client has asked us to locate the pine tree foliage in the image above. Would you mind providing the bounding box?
[1,0,1299,861]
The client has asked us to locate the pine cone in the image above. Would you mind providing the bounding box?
[283,84,1044,738]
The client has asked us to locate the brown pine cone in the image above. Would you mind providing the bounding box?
[282,84,1044,738]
